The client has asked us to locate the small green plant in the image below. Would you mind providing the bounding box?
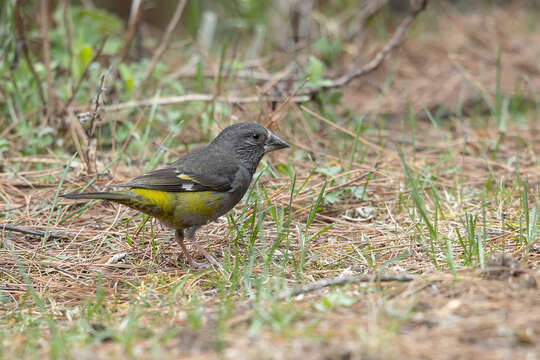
[295,181,332,277]
[400,152,439,268]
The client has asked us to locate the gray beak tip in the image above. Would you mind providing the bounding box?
[265,131,289,152]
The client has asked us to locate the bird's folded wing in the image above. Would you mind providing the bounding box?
[115,164,238,193]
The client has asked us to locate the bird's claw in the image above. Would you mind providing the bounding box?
[188,260,212,269]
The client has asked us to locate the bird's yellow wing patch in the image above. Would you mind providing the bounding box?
[177,174,194,181]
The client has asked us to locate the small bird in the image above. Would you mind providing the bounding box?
[62,122,289,268]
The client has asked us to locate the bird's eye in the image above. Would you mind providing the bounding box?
[252,133,260,140]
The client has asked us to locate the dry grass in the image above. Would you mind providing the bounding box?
[1,2,539,360]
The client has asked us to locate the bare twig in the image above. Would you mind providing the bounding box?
[68,108,88,172]
[87,74,107,174]
[13,0,46,106]
[88,73,108,137]
[72,73,108,174]
[287,273,417,298]
[173,1,427,103]
[61,0,73,76]
[265,76,309,127]
[300,0,428,96]
[80,1,427,114]
[61,0,74,131]
[41,0,54,123]
[81,94,311,113]
[118,0,144,62]
[142,0,188,85]
[1,224,66,239]
[62,36,107,112]
[172,68,297,83]
[258,63,297,97]
[233,273,417,315]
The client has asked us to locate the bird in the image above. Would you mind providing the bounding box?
[62,122,289,269]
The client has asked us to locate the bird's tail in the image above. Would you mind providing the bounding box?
[61,191,132,202]
[61,190,163,218]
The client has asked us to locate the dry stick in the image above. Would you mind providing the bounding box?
[174,1,427,96]
[258,63,296,97]
[62,0,73,85]
[13,0,46,106]
[233,273,417,316]
[68,108,88,169]
[0,224,66,239]
[86,74,108,174]
[75,0,427,114]
[141,0,188,85]
[302,0,428,95]
[73,73,108,174]
[287,273,416,298]
[173,68,299,83]
[89,73,108,137]
[298,171,372,204]
[118,0,144,63]
[93,94,312,112]
[41,0,54,124]
[62,36,108,112]
[265,77,310,129]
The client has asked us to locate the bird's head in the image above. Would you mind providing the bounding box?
[211,122,289,174]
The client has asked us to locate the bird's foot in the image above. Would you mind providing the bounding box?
[187,259,212,270]
[192,244,225,272]
[175,228,224,271]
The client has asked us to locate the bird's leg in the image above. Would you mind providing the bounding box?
[175,228,208,269]
[186,227,223,271]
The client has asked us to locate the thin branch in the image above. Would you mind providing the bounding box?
[171,67,291,83]
[61,0,73,130]
[1,224,66,239]
[62,0,73,76]
[142,0,188,85]
[87,73,107,174]
[233,273,417,315]
[80,94,311,113]
[287,273,417,298]
[76,1,427,113]
[301,0,428,95]
[72,73,108,175]
[62,36,107,112]
[89,73,108,137]
[13,0,46,106]
[166,0,428,101]
[41,0,54,123]
[118,0,144,62]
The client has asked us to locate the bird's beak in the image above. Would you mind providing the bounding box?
[264,130,289,153]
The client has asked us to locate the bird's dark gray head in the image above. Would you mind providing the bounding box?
[211,122,289,175]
